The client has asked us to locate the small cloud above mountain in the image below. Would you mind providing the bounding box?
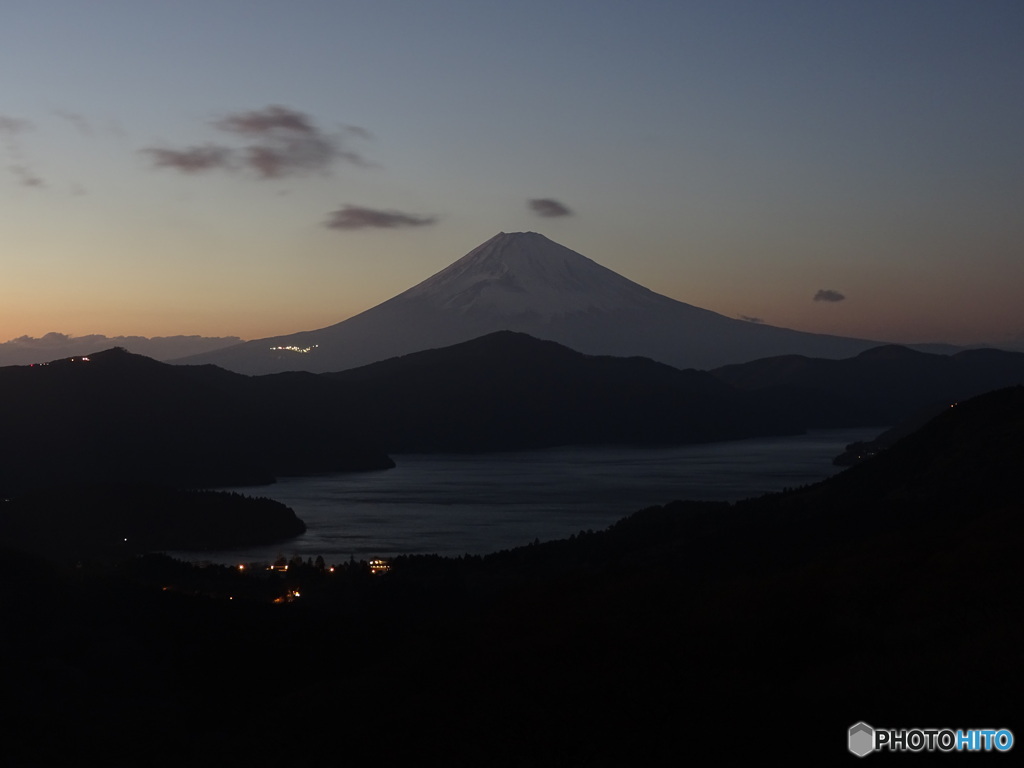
[528,198,573,217]
[739,315,764,323]
[325,204,437,230]
[814,289,846,303]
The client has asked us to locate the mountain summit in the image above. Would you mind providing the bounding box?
[400,231,668,318]
[180,232,884,374]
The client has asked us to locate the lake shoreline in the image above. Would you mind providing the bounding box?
[169,427,881,565]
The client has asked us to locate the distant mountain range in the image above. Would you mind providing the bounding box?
[179,231,942,374]
[5,332,1024,497]
[710,343,1024,426]
[0,331,241,366]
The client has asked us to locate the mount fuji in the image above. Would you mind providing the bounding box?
[180,232,886,374]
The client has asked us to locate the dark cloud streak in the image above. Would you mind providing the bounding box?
[528,198,573,217]
[1,115,45,188]
[325,204,437,230]
[214,106,316,136]
[0,115,33,137]
[814,289,846,303]
[142,145,233,173]
[9,164,45,187]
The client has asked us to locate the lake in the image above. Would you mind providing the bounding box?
[172,428,880,564]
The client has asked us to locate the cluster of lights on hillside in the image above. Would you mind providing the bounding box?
[29,356,90,367]
[161,557,392,605]
[269,344,318,354]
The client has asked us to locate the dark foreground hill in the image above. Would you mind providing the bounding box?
[712,343,1024,425]
[0,347,393,495]
[8,336,1021,494]
[324,333,1024,451]
[326,330,802,450]
[0,485,306,558]
[0,333,814,495]
[3,386,1021,764]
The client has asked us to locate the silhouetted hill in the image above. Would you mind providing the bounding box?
[8,339,1022,498]
[0,335,819,499]
[806,385,1024,509]
[3,385,1021,764]
[341,385,1023,759]
[832,401,949,465]
[0,347,392,495]
[711,343,1024,425]
[324,331,802,450]
[1,484,306,558]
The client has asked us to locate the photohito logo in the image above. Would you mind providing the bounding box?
[849,722,1014,756]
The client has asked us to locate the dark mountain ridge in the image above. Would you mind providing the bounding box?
[325,330,800,450]
[0,347,393,495]
[711,342,1024,426]
[7,335,1024,498]
[1,484,307,558]
[0,334,813,497]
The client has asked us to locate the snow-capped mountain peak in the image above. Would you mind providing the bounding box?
[399,232,666,317]
[176,231,885,374]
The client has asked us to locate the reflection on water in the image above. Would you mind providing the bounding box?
[172,428,880,564]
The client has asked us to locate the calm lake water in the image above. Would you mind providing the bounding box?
[172,428,879,564]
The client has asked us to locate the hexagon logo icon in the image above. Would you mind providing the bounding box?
[849,722,875,757]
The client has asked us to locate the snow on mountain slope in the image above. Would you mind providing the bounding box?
[399,231,670,317]
[177,232,884,374]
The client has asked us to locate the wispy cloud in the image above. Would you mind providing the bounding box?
[143,105,367,179]
[54,110,93,137]
[528,198,573,217]
[739,315,764,323]
[814,289,846,303]
[0,115,33,138]
[142,145,233,173]
[325,204,437,230]
[1,115,45,188]
[214,106,317,136]
[8,164,45,187]
[341,124,373,140]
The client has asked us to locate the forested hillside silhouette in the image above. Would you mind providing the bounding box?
[4,385,1021,764]
[712,343,1024,426]
[0,347,393,495]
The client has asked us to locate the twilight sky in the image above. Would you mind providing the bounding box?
[2,0,1022,348]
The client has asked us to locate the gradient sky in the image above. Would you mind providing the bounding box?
[2,0,1022,348]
